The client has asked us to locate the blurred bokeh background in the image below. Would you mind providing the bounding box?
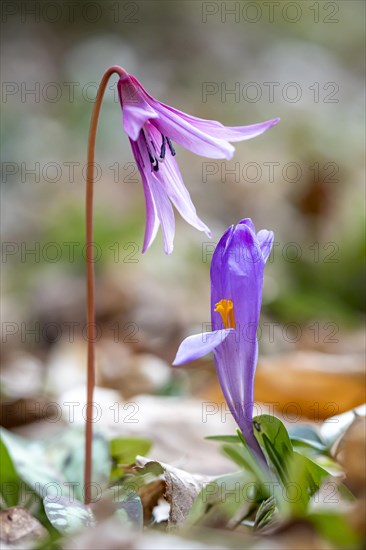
[1,0,365,465]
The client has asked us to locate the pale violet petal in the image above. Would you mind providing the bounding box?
[173,329,234,366]
[256,230,274,263]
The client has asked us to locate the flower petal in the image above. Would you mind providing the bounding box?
[256,230,274,263]
[147,124,211,237]
[151,111,235,159]
[210,221,266,455]
[237,218,256,233]
[173,329,234,365]
[148,177,175,254]
[130,137,160,253]
[132,131,175,254]
[118,76,159,141]
[210,225,234,328]
[126,75,234,159]
[131,120,211,255]
[157,109,280,143]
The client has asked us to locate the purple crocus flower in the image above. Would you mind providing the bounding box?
[173,219,273,460]
[118,73,279,254]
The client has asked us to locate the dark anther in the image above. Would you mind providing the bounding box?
[148,151,156,165]
[166,137,176,156]
[253,421,261,432]
[159,135,166,160]
[142,129,159,170]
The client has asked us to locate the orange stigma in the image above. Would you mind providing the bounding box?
[214,299,236,329]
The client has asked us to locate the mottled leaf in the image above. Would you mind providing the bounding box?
[0,428,64,499]
[43,428,111,501]
[43,496,95,534]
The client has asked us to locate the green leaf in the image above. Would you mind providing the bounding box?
[251,416,335,517]
[252,415,293,486]
[290,437,328,454]
[222,444,269,489]
[254,496,276,530]
[286,452,330,515]
[0,438,20,507]
[43,496,95,534]
[187,471,255,528]
[109,437,152,481]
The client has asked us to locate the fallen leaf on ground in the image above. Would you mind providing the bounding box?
[135,456,214,526]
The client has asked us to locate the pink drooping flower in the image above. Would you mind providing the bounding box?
[118,73,279,254]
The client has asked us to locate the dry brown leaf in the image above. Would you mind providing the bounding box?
[135,456,214,526]
[139,480,166,522]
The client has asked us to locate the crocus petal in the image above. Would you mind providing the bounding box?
[209,225,235,329]
[210,221,266,456]
[221,222,264,330]
[118,76,159,141]
[173,218,273,462]
[173,329,234,365]
[237,218,256,233]
[239,220,274,262]
[256,230,274,263]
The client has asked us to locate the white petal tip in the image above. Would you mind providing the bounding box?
[225,150,235,160]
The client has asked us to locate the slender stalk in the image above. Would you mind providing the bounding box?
[84,65,127,505]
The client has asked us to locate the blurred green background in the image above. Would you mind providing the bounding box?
[1,0,365,387]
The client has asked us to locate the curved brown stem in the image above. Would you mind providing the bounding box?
[84,65,127,505]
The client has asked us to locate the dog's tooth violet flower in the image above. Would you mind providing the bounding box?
[173,219,274,459]
[118,74,279,254]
